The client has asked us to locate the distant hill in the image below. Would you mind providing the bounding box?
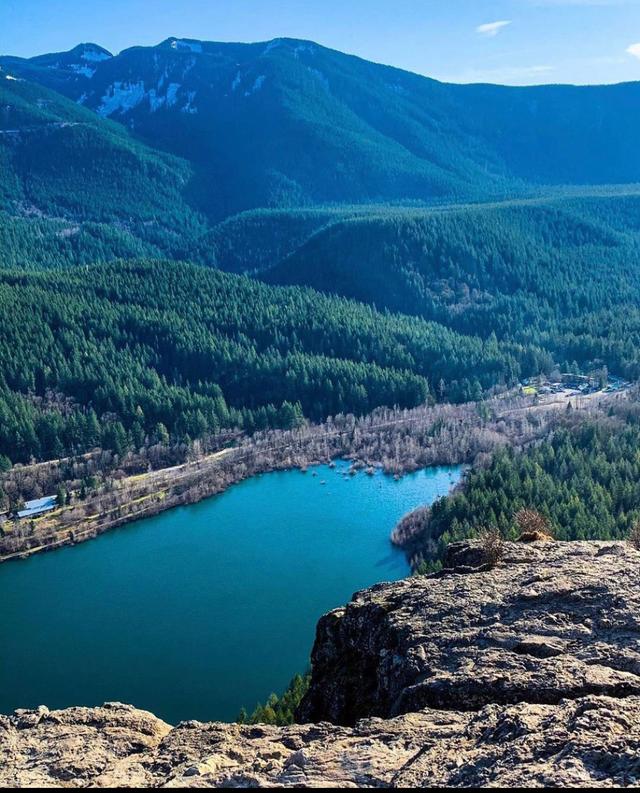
[262,194,635,321]
[4,37,640,219]
[257,192,640,381]
[2,38,640,462]
[0,73,211,265]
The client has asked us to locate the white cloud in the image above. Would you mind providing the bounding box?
[476,20,512,37]
[627,42,640,59]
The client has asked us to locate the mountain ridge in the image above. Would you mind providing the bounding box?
[8,35,640,88]
[4,37,640,218]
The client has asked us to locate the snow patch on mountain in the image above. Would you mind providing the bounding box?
[146,82,181,112]
[170,39,203,54]
[80,48,111,63]
[182,58,196,78]
[98,81,146,116]
[390,83,408,96]
[70,64,95,79]
[231,71,242,92]
[245,75,266,96]
[147,89,164,113]
[181,91,197,114]
[166,83,180,107]
[263,39,283,55]
[308,68,329,92]
[294,43,316,58]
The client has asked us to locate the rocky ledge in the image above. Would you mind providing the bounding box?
[299,539,640,724]
[4,540,640,787]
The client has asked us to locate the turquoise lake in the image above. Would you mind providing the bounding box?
[0,460,462,724]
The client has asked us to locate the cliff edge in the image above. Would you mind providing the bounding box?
[3,541,640,787]
[299,539,640,724]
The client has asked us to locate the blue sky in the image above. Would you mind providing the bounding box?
[4,0,640,85]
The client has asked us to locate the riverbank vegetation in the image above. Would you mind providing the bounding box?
[0,387,624,562]
[398,398,640,571]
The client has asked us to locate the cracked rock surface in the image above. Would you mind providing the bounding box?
[3,541,640,787]
[299,540,640,724]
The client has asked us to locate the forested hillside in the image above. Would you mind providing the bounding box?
[195,207,364,274]
[0,75,212,266]
[403,406,640,568]
[0,260,532,464]
[2,38,640,467]
[264,194,640,379]
[5,37,640,216]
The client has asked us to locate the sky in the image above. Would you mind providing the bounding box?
[3,0,640,85]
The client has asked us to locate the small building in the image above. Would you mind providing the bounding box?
[17,495,57,519]
[560,373,593,388]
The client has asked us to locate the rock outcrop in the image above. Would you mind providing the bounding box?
[299,540,640,724]
[3,541,640,787]
[4,696,640,787]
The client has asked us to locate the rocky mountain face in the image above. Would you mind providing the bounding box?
[3,540,640,787]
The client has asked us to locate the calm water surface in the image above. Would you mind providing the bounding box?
[0,460,462,723]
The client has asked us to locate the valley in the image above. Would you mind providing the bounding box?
[3,21,640,788]
[0,382,629,564]
[2,51,640,467]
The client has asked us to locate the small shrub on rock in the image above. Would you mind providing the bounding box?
[514,508,555,542]
[477,526,504,568]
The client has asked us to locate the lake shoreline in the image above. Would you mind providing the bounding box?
[0,450,464,567]
[0,388,621,566]
[0,461,456,723]
[0,452,426,566]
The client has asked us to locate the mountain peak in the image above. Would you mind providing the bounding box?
[68,42,113,61]
[159,37,205,54]
[29,42,112,65]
